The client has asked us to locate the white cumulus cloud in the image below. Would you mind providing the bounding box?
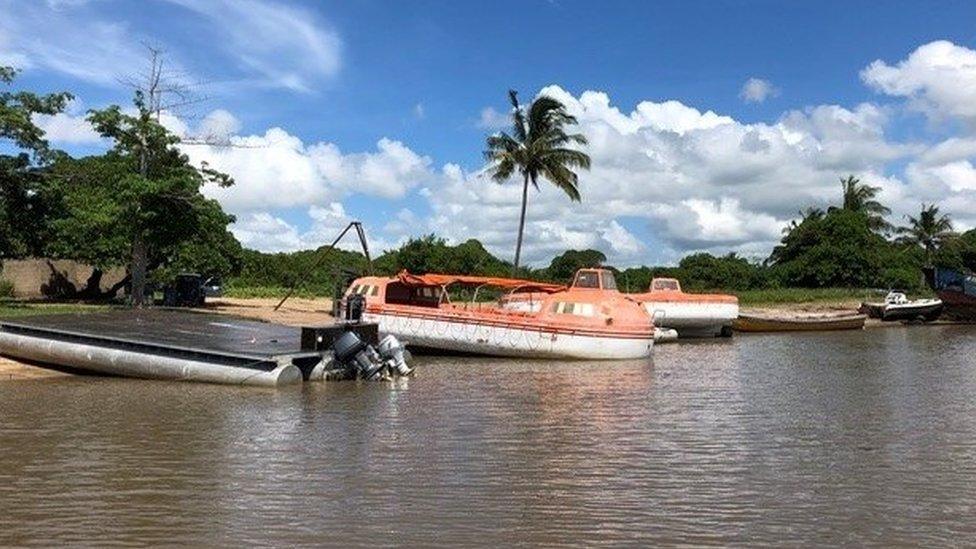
[739,78,778,103]
[862,40,976,125]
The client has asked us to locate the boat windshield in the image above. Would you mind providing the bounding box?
[652,279,680,291]
[573,271,601,288]
[572,269,618,290]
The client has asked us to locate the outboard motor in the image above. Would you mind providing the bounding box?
[345,294,366,322]
[377,335,413,377]
[332,331,386,380]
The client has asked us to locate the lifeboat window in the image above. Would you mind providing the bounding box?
[601,271,617,290]
[652,279,680,291]
[551,302,595,317]
[352,284,375,296]
[573,271,601,288]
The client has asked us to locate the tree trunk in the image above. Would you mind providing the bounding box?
[130,233,148,307]
[80,268,103,299]
[512,172,530,275]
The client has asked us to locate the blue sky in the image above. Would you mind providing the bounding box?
[4,0,976,265]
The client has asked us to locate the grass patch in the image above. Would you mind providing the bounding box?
[0,301,115,318]
[733,287,889,306]
[222,285,332,299]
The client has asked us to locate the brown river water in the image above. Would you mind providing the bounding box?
[1,325,975,546]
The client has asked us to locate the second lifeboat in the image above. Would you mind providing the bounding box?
[631,278,738,338]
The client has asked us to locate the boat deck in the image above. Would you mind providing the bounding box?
[0,310,318,373]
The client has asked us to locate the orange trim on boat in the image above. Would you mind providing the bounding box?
[395,271,566,293]
[630,277,738,304]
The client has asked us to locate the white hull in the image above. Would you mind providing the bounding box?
[642,302,738,337]
[364,312,653,360]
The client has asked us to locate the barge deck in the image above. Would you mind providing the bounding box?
[0,310,332,386]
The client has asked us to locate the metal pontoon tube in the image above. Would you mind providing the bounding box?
[0,331,302,387]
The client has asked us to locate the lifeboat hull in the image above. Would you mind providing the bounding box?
[364,311,653,360]
[641,302,739,338]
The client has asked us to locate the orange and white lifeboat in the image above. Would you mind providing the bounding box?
[630,278,738,338]
[344,268,654,360]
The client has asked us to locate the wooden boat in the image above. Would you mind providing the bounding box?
[925,267,976,320]
[733,313,867,333]
[344,268,654,360]
[630,278,738,338]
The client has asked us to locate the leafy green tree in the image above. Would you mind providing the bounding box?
[782,207,825,235]
[484,90,590,272]
[677,253,765,291]
[0,66,72,258]
[895,203,955,263]
[1,67,72,156]
[60,91,235,305]
[769,208,919,288]
[544,249,606,283]
[834,175,891,233]
[44,152,240,298]
[374,235,510,276]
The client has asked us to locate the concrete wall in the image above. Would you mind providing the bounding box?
[0,259,126,299]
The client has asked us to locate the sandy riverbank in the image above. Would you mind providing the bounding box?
[201,297,336,326]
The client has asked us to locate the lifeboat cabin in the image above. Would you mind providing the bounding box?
[631,278,738,338]
[344,268,654,360]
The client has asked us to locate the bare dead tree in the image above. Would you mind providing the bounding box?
[117,44,208,121]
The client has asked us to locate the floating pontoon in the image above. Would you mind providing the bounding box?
[0,310,386,386]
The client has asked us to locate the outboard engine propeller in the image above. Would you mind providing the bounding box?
[332,331,386,380]
[377,335,413,377]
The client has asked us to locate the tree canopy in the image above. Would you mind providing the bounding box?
[895,203,955,262]
[835,175,892,233]
[1,66,72,259]
[544,249,607,283]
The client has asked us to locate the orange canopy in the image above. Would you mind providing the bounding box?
[396,270,566,293]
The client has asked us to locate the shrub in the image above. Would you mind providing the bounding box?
[0,278,14,298]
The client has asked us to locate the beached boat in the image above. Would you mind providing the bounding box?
[860,291,942,322]
[344,268,654,360]
[630,278,738,337]
[925,267,976,320]
[733,313,867,333]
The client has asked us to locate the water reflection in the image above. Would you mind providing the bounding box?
[1,326,975,545]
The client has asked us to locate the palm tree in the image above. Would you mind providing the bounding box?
[896,203,955,262]
[484,90,590,272]
[835,175,892,233]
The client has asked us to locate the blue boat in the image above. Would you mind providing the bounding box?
[925,267,976,320]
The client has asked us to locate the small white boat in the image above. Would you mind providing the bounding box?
[630,278,739,338]
[878,291,943,322]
